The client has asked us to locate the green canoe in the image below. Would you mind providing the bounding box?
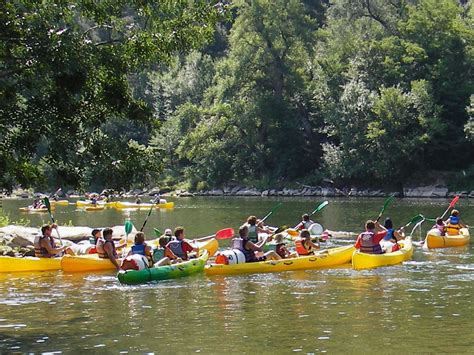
[117,250,208,285]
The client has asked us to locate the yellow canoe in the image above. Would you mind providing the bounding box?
[425,228,470,249]
[205,245,355,276]
[0,255,62,273]
[114,201,174,209]
[19,206,55,212]
[61,238,218,272]
[50,200,69,206]
[83,206,105,211]
[352,237,413,270]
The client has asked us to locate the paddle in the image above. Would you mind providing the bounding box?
[43,197,63,246]
[260,202,283,223]
[215,227,235,240]
[139,196,159,232]
[49,188,62,200]
[376,194,395,222]
[400,214,424,229]
[309,200,329,216]
[440,195,460,219]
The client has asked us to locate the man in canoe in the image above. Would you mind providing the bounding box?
[166,227,199,261]
[354,220,387,254]
[34,224,75,258]
[295,214,315,230]
[96,227,121,270]
[232,224,281,262]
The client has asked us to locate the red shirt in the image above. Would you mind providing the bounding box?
[181,241,194,254]
[354,230,387,249]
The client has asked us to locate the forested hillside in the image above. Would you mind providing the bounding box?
[1,0,472,192]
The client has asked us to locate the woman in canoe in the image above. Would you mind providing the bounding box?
[270,233,293,259]
[232,225,281,262]
[246,216,273,243]
[380,218,404,253]
[126,232,153,265]
[96,228,121,270]
[295,229,320,256]
[354,220,387,254]
[445,210,466,235]
[34,224,75,258]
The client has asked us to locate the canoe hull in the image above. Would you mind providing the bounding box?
[352,237,413,270]
[114,201,174,209]
[425,228,470,249]
[61,238,218,273]
[117,250,208,285]
[205,245,355,276]
[0,256,62,273]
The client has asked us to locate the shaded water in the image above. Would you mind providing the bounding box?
[1,197,473,352]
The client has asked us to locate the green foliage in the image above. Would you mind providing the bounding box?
[1,0,473,191]
[0,0,224,191]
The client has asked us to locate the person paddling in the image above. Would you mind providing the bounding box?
[445,210,466,235]
[295,214,315,230]
[34,224,75,258]
[380,218,404,253]
[246,216,273,243]
[432,218,446,236]
[153,236,181,266]
[166,227,199,261]
[232,225,280,263]
[354,220,387,254]
[96,228,121,270]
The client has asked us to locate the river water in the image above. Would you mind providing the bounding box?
[0,197,473,353]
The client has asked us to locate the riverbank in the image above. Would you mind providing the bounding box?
[2,185,474,200]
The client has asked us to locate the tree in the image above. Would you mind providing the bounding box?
[0,0,223,190]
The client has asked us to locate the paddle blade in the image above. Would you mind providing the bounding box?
[125,220,133,235]
[154,228,161,237]
[215,228,235,240]
[449,195,460,208]
[286,229,299,237]
[310,201,329,215]
[410,214,424,225]
[43,197,51,211]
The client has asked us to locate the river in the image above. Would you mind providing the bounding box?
[0,197,473,353]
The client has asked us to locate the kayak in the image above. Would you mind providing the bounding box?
[76,200,109,207]
[50,200,69,206]
[352,237,413,270]
[424,228,470,249]
[117,250,208,285]
[205,245,354,276]
[83,206,105,211]
[114,201,175,209]
[61,238,218,272]
[0,255,62,273]
[19,206,55,212]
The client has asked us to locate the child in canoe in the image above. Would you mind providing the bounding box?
[445,210,466,236]
[295,230,320,256]
[153,236,181,266]
[380,218,404,253]
[431,218,446,236]
[268,233,294,259]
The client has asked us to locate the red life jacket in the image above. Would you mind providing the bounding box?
[295,239,313,256]
[359,231,383,254]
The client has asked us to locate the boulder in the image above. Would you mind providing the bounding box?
[208,189,224,196]
[261,190,269,197]
[0,224,137,248]
[321,187,335,197]
[230,186,243,195]
[235,188,261,196]
[469,191,474,198]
